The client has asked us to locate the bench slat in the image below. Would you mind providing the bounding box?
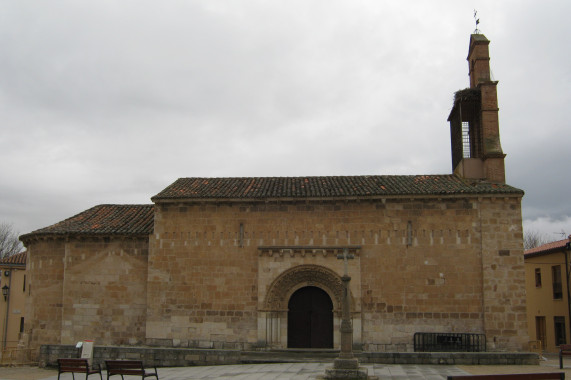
[57,358,102,379]
[560,344,571,368]
[105,359,158,379]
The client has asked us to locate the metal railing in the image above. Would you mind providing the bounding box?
[413,332,486,352]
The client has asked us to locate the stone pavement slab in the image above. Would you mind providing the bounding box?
[0,366,57,380]
[1,355,569,380]
[0,363,468,380]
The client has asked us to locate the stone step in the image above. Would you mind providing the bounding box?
[241,349,340,363]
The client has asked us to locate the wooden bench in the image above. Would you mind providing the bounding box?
[57,358,102,380]
[560,344,571,369]
[448,374,564,380]
[105,360,159,380]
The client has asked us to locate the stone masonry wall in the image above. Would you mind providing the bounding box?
[26,194,526,352]
[60,237,149,346]
[25,237,149,350]
[146,202,260,349]
[148,195,526,351]
[38,344,538,368]
[25,239,66,350]
[359,197,485,351]
[479,197,528,350]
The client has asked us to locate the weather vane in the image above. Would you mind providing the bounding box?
[473,10,481,34]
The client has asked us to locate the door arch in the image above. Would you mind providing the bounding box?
[287,286,333,348]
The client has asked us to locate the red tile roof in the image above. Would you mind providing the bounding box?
[0,251,26,266]
[20,204,154,243]
[525,238,571,257]
[19,176,524,243]
[152,175,523,201]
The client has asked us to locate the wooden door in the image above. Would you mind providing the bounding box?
[287,286,333,348]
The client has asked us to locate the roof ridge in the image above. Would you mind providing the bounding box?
[153,175,523,201]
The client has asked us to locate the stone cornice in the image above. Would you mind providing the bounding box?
[154,192,523,206]
[20,233,149,246]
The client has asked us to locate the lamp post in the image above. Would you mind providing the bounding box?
[1,285,8,301]
[2,283,10,349]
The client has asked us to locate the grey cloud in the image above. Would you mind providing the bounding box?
[0,1,569,238]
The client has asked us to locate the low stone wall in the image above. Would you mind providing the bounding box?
[39,345,539,368]
[358,352,539,365]
[39,345,241,368]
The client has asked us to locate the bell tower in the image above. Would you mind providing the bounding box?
[448,34,506,183]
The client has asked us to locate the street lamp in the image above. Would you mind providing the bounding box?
[1,285,8,301]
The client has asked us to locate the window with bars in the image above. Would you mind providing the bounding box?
[555,316,567,345]
[462,121,471,158]
[535,268,542,287]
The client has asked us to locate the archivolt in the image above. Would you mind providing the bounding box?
[264,264,344,311]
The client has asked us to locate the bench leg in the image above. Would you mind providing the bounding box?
[560,353,563,369]
[57,372,76,380]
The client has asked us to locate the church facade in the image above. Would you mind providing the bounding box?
[20,34,528,353]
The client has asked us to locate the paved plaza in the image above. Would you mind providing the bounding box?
[0,355,568,380]
[0,363,466,380]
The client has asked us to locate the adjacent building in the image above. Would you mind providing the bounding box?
[0,252,27,351]
[20,33,528,354]
[524,236,571,353]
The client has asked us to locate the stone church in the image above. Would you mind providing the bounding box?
[20,34,528,353]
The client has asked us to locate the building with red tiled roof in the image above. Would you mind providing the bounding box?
[0,251,27,350]
[19,33,528,356]
[524,236,571,352]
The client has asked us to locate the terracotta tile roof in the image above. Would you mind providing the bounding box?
[0,251,26,266]
[152,175,524,201]
[525,238,571,257]
[20,204,154,242]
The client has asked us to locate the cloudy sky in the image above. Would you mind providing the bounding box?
[1,1,569,243]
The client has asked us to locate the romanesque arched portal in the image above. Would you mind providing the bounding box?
[260,264,353,349]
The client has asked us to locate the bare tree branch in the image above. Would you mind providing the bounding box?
[523,229,551,250]
[0,222,23,258]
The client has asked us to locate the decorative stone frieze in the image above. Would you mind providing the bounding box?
[258,245,360,258]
